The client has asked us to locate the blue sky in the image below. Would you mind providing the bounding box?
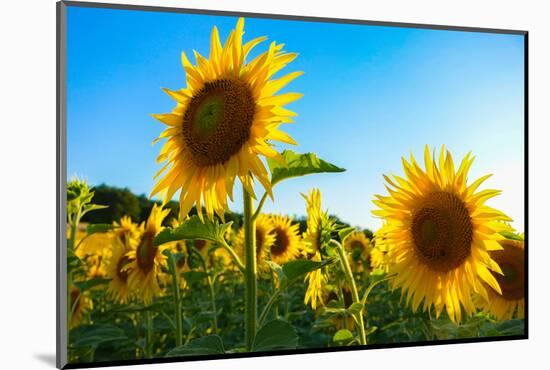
[67,7,525,231]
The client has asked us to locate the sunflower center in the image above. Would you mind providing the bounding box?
[116,256,132,283]
[136,231,156,274]
[194,239,207,251]
[411,191,473,272]
[256,229,264,256]
[490,241,524,300]
[351,241,364,261]
[271,227,290,257]
[183,79,255,167]
[176,242,187,269]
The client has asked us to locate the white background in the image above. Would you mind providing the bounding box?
[0,0,547,369]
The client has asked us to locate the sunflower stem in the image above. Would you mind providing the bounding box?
[221,241,245,273]
[251,191,269,222]
[334,240,367,345]
[207,275,219,333]
[167,253,183,347]
[190,247,218,333]
[243,185,257,351]
[145,310,153,358]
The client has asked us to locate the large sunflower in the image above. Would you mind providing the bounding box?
[477,238,525,320]
[235,214,275,271]
[126,204,171,304]
[151,17,303,221]
[344,231,372,273]
[373,146,512,323]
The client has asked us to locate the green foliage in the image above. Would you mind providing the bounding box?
[332,329,354,346]
[282,259,332,282]
[70,324,128,349]
[85,223,113,235]
[80,184,142,224]
[153,215,233,246]
[165,335,225,357]
[252,320,298,352]
[74,277,110,292]
[267,150,345,186]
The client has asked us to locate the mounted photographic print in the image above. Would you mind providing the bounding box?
[57,1,528,368]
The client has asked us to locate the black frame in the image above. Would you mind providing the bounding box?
[56,1,529,368]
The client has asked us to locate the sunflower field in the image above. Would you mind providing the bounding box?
[65,17,525,365]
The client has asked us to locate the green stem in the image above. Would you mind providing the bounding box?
[67,206,81,326]
[190,247,218,333]
[221,241,245,273]
[251,191,269,221]
[258,287,284,327]
[243,185,257,351]
[167,254,183,347]
[146,310,153,358]
[334,240,367,345]
[271,271,279,319]
[207,275,219,333]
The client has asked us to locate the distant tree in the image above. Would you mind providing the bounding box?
[82,184,140,224]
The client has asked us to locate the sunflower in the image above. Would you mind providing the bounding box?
[125,204,171,304]
[74,229,113,259]
[302,188,331,310]
[344,231,372,273]
[69,286,93,329]
[324,287,355,330]
[372,145,512,323]
[74,230,113,279]
[477,239,525,320]
[268,215,301,265]
[113,215,143,248]
[151,17,303,221]
[106,238,135,303]
[235,214,275,270]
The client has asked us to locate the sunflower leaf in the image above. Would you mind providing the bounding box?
[73,277,111,292]
[86,223,113,235]
[165,335,225,357]
[251,319,298,352]
[153,215,232,246]
[338,227,356,243]
[332,329,354,345]
[281,258,333,282]
[267,150,345,186]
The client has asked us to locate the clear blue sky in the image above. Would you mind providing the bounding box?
[67,7,525,232]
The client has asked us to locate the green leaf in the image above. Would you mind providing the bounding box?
[332,329,354,345]
[70,324,127,348]
[73,277,110,292]
[347,302,364,316]
[281,258,333,282]
[338,227,356,243]
[86,223,112,235]
[494,319,525,336]
[252,320,298,352]
[153,215,232,246]
[182,271,208,284]
[267,150,345,186]
[165,335,225,357]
